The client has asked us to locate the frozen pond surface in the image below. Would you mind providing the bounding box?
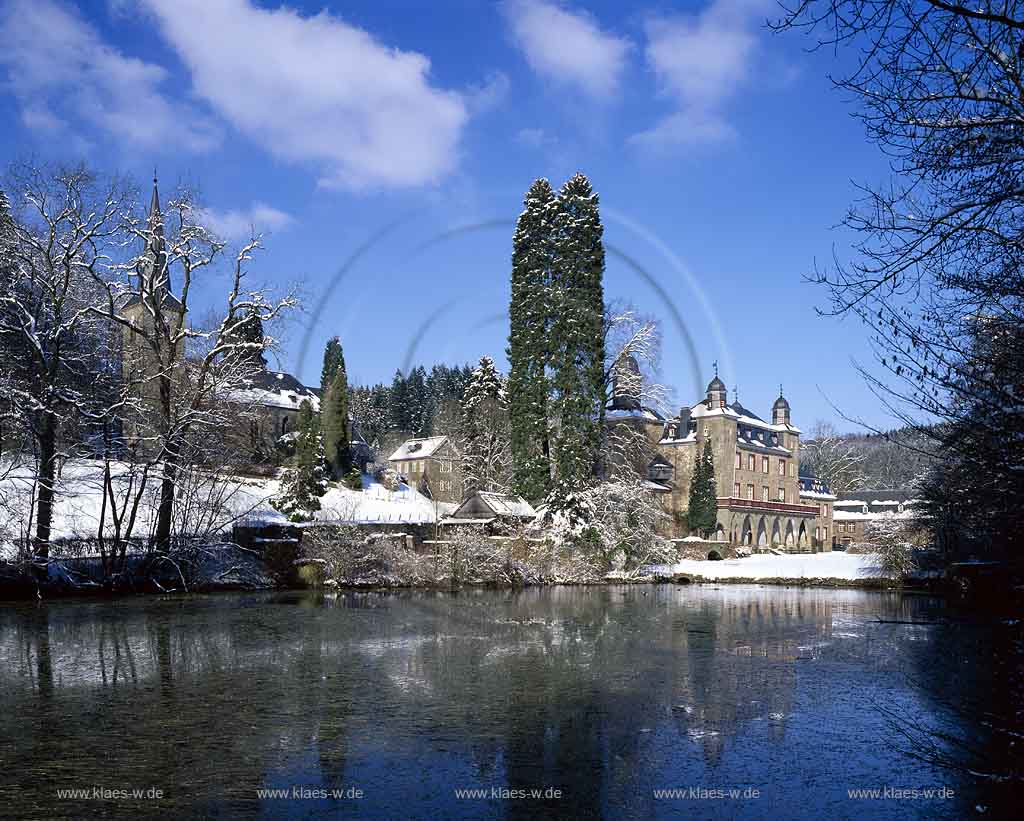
[0,585,1017,819]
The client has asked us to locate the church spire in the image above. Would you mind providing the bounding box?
[146,174,164,257]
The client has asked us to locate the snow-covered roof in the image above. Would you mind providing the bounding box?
[388,436,450,461]
[799,488,838,501]
[643,480,672,492]
[228,370,320,411]
[606,407,664,422]
[688,400,802,434]
[449,491,536,520]
[475,492,536,518]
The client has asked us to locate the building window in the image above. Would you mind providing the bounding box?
[747,484,754,500]
[789,463,795,477]
[777,487,786,502]
[824,527,829,540]
[815,527,821,540]
[778,459,785,476]
[762,456,769,474]
[735,451,741,469]
[762,486,770,502]
[733,482,740,497]
[748,454,755,471]
[441,460,452,473]
[281,416,289,435]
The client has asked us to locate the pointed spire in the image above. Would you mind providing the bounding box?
[147,174,164,254]
[713,360,719,378]
[779,383,783,397]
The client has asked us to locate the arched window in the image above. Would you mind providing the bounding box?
[281,416,289,435]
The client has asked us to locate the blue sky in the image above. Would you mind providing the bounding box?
[0,0,897,430]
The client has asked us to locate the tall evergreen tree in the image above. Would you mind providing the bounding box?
[321,336,345,394]
[272,400,328,521]
[688,439,718,538]
[388,369,409,433]
[322,358,352,478]
[461,356,511,494]
[548,173,606,498]
[223,306,266,368]
[508,178,556,501]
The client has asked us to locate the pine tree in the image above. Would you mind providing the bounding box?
[388,369,409,434]
[406,366,429,436]
[461,356,511,493]
[272,400,328,522]
[222,306,266,369]
[688,439,718,538]
[321,336,345,394]
[508,178,556,501]
[548,173,606,499]
[322,364,352,478]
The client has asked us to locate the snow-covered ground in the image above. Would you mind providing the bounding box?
[648,551,886,581]
[0,458,454,555]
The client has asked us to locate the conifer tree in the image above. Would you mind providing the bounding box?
[322,363,352,478]
[508,178,555,501]
[461,356,511,494]
[548,173,606,499]
[321,336,345,394]
[272,400,328,521]
[224,307,266,368]
[688,439,718,538]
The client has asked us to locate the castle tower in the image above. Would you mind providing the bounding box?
[121,177,185,447]
[772,386,791,426]
[609,354,642,411]
[705,375,728,409]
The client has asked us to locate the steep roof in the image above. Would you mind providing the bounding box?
[450,491,536,520]
[229,369,320,411]
[389,436,450,461]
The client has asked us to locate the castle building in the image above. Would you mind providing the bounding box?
[121,178,329,460]
[120,177,185,448]
[606,370,835,551]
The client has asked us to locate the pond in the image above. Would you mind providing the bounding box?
[0,586,1017,819]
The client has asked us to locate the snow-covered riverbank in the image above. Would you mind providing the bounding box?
[645,552,891,586]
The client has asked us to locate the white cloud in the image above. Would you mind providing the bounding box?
[502,0,631,99]
[0,0,220,152]
[197,202,295,241]
[516,127,555,149]
[136,0,470,190]
[631,0,766,147]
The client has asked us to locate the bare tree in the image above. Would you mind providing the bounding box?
[775,1,1024,554]
[90,186,297,553]
[801,421,867,493]
[0,164,130,557]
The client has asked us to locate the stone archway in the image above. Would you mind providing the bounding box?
[771,518,781,547]
[798,521,809,549]
[756,517,768,547]
[785,519,795,548]
[715,523,726,542]
[741,515,753,546]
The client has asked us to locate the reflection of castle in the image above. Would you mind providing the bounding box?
[607,361,836,549]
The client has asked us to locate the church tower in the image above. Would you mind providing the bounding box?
[121,177,185,447]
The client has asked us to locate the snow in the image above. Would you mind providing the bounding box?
[0,458,457,554]
[606,408,662,422]
[228,385,320,412]
[388,436,449,461]
[648,551,887,581]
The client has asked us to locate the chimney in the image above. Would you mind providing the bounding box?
[678,406,691,437]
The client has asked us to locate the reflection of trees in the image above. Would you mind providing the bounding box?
[2,586,1005,818]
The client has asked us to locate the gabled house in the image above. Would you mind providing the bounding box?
[388,436,463,503]
[442,491,537,534]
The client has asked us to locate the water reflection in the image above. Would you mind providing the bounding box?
[0,586,1011,819]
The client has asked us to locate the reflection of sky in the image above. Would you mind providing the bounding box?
[0,587,988,819]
